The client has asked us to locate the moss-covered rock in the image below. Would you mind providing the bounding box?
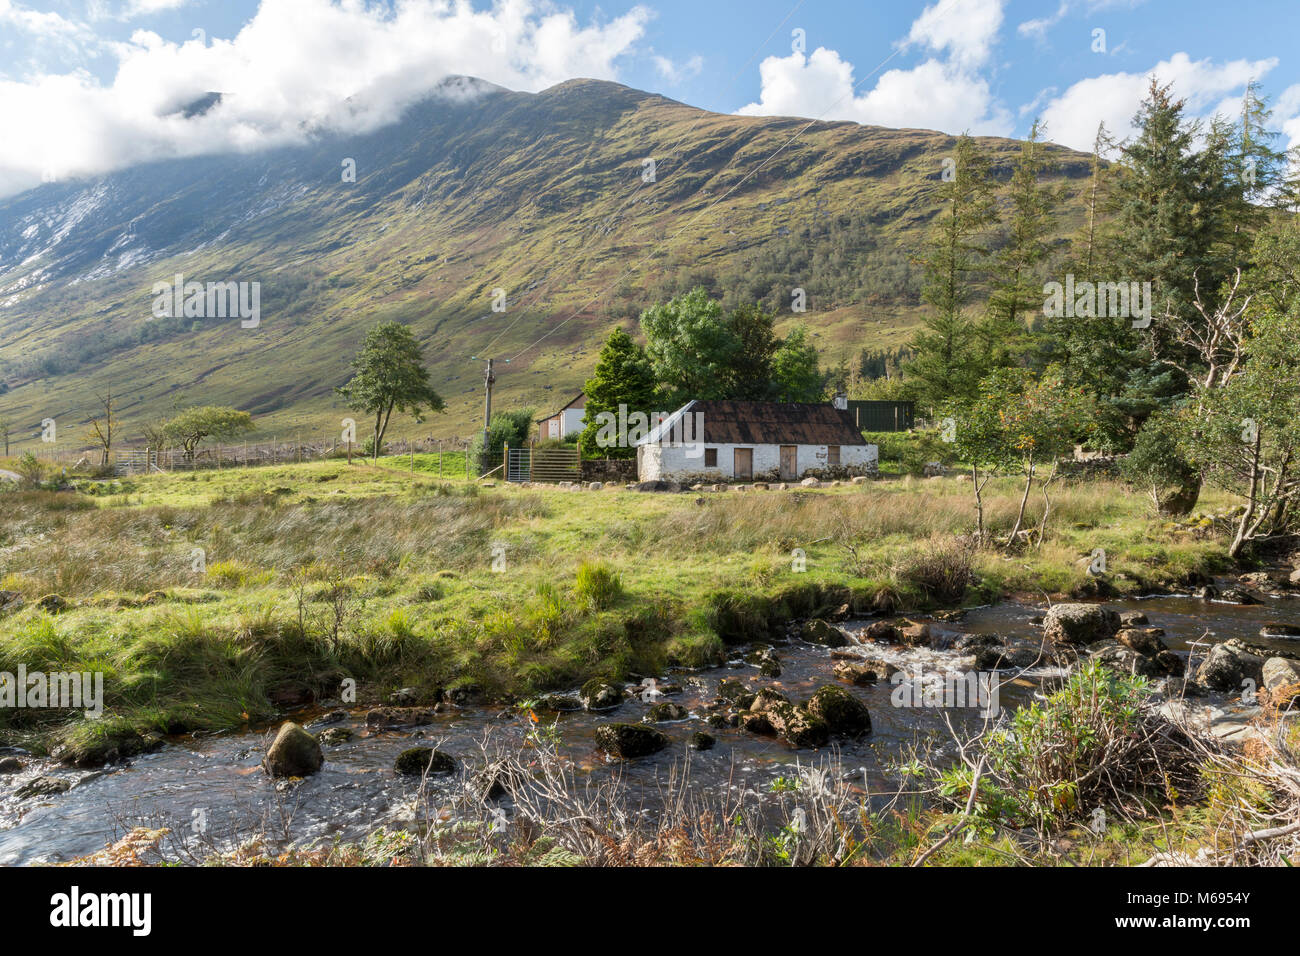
[394,747,457,776]
[262,722,324,777]
[580,680,623,712]
[765,701,830,748]
[800,619,849,647]
[806,686,872,736]
[317,727,354,745]
[643,701,689,722]
[0,756,25,774]
[16,775,71,799]
[595,723,669,759]
[690,731,716,750]
[1043,604,1120,645]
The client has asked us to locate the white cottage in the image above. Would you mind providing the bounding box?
[634,400,878,483]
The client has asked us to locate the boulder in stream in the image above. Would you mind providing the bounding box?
[1263,658,1300,703]
[595,723,669,759]
[1043,604,1120,645]
[806,686,872,736]
[1196,642,1266,693]
[800,619,849,647]
[16,776,72,799]
[394,748,457,776]
[262,722,324,778]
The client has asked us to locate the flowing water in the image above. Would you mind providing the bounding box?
[1,583,1296,865]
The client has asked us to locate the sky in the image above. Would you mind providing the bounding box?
[1,0,1298,198]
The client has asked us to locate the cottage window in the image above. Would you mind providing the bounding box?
[827,445,840,466]
[704,448,718,468]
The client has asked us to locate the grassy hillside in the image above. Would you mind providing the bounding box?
[0,77,1093,451]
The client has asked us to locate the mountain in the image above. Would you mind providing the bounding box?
[0,76,1094,447]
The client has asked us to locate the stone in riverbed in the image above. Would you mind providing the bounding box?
[394,747,457,776]
[1116,627,1168,657]
[896,621,932,647]
[580,680,623,712]
[691,731,716,751]
[16,775,71,799]
[643,701,689,722]
[1262,658,1300,703]
[806,686,871,736]
[317,727,353,746]
[595,723,669,759]
[1043,603,1121,645]
[262,722,324,777]
[1260,623,1300,639]
[765,701,830,748]
[0,756,24,774]
[975,645,1042,671]
[860,620,902,643]
[1196,643,1266,693]
[800,619,849,647]
[1118,610,1149,627]
[365,707,437,728]
[834,659,897,685]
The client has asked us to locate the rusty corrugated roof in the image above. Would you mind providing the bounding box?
[652,400,867,446]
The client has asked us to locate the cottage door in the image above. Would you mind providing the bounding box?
[779,445,797,480]
[733,448,753,480]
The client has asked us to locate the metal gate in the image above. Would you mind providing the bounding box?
[506,447,581,483]
[507,447,531,483]
[532,448,580,483]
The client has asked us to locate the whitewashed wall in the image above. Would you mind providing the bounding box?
[638,442,878,481]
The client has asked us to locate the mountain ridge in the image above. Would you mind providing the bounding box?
[0,76,1093,448]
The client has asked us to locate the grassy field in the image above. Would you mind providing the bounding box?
[0,456,1238,763]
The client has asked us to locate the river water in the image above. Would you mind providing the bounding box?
[1,586,1296,865]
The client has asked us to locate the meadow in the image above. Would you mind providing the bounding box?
[0,456,1235,765]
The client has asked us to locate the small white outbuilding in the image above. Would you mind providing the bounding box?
[634,399,878,483]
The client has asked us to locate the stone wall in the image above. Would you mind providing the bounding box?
[580,458,637,483]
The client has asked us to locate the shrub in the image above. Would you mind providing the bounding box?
[1121,411,1199,515]
[891,534,973,604]
[573,561,623,611]
[939,662,1205,833]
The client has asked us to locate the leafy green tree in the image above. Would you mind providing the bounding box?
[162,406,255,461]
[768,324,827,402]
[947,368,1094,547]
[722,303,780,399]
[472,408,535,474]
[908,134,999,412]
[1119,409,1200,515]
[337,321,445,461]
[579,328,657,460]
[984,119,1059,368]
[640,288,733,406]
[1185,308,1300,557]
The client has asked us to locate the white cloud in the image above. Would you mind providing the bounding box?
[737,0,1012,136]
[652,52,703,86]
[1017,2,1068,41]
[905,0,1004,69]
[87,0,196,20]
[0,0,651,197]
[0,0,84,36]
[1037,52,1280,153]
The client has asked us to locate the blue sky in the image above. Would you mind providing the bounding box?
[2,0,1298,196]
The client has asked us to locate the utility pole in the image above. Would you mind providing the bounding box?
[470,355,511,452]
